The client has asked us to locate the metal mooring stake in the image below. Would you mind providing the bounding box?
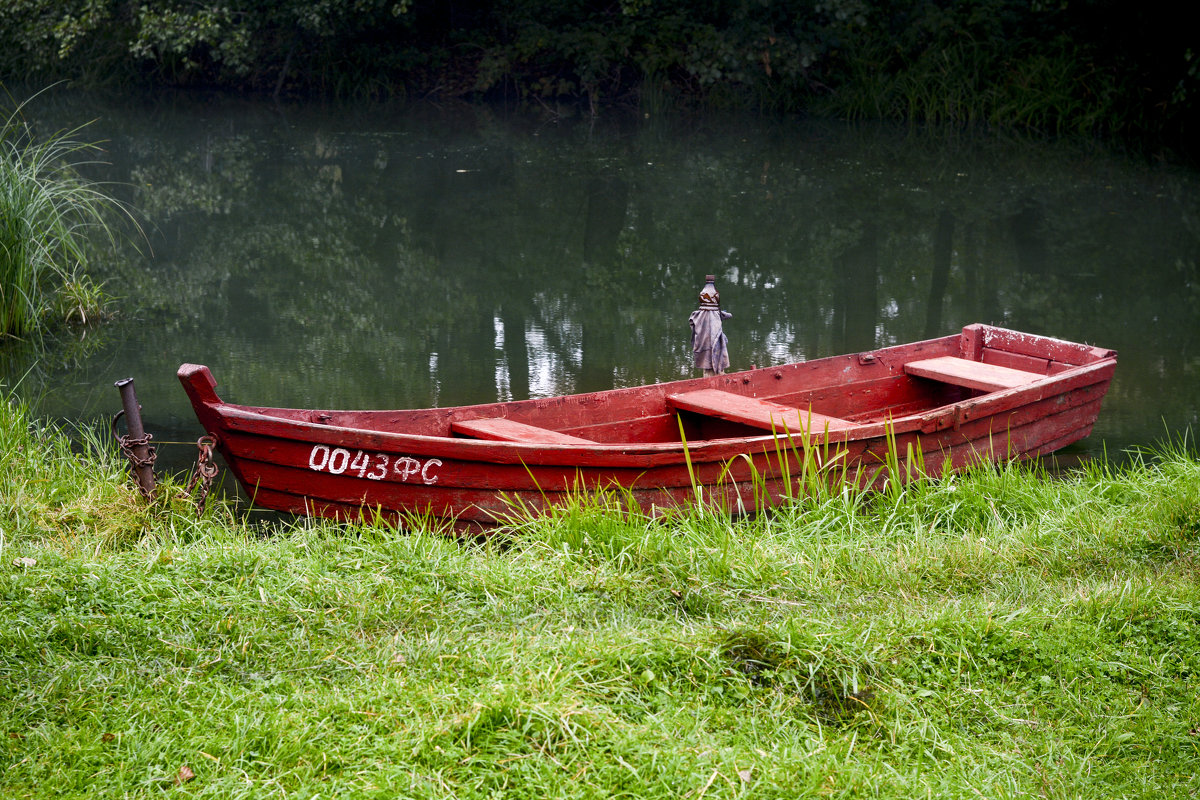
[113,378,157,499]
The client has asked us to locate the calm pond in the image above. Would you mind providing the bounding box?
[6,90,1199,472]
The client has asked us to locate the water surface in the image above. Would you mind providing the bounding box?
[7,92,1199,470]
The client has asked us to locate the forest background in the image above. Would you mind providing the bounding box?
[2,0,1196,157]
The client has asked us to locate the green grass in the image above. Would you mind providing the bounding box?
[0,96,121,338]
[2,395,1198,798]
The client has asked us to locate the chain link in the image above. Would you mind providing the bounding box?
[112,410,157,499]
[184,435,220,516]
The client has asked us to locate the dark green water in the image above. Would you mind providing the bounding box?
[6,92,1199,469]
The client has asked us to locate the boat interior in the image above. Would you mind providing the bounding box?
[310,332,1088,444]
[197,325,1112,447]
[462,353,1050,445]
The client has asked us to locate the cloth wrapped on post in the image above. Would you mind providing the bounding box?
[689,275,732,376]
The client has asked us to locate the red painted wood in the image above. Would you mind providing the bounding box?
[450,417,596,444]
[904,356,1044,392]
[976,326,1115,365]
[962,324,984,362]
[178,324,1117,528]
[667,389,855,432]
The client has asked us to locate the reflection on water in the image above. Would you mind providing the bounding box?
[4,91,1199,469]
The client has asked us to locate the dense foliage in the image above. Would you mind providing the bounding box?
[1,1,1196,149]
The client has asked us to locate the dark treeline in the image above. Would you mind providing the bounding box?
[1,1,1197,154]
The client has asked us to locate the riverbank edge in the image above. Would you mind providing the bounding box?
[2,394,1198,797]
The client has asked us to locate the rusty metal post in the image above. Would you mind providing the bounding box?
[114,378,156,499]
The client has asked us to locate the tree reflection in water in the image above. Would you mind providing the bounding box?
[5,94,1199,462]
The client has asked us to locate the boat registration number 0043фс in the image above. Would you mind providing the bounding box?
[307,445,442,485]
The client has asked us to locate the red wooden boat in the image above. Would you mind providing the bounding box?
[178,324,1116,530]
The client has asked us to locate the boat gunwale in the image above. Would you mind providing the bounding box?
[191,359,1117,466]
[176,324,1118,525]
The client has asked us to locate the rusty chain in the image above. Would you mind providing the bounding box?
[183,435,220,516]
[111,410,157,499]
[111,408,220,516]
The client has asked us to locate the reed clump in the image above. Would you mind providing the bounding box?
[0,100,119,338]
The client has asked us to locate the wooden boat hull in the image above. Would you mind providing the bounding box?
[178,324,1116,529]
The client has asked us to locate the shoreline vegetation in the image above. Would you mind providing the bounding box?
[0,97,120,340]
[2,395,1198,797]
[1,1,1197,158]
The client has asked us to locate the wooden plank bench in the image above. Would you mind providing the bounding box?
[666,389,855,434]
[450,417,595,445]
[904,356,1044,392]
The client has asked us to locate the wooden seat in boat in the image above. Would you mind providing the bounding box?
[451,417,595,444]
[904,356,1043,392]
[666,389,854,433]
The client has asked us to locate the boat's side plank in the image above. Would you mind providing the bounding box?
[450,417,596,444]
[218,383,1107,522]
[915,367,1112,434]
[904,356,1044,392]
[846,386,1109,488]
[666,389,856,433]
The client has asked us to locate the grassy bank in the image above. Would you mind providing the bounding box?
[2,395,1198,798]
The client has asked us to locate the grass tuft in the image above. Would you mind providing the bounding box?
[0,92,125,338]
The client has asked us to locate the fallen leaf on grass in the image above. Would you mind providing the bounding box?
[175,765,195,785]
